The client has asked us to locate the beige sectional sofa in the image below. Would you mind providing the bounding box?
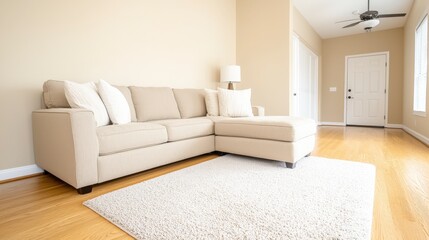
[32,80,316,194]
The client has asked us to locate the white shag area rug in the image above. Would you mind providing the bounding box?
[84,155,376,240]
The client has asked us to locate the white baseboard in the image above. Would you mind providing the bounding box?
[321,122,405,129]
[385,124,403,129]
[0,164,44,181]
[320,122,346,126]
[402,126,429,146]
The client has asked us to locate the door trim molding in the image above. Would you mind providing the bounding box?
[344,51,390,126]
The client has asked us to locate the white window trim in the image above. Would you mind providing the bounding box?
[414,111,427,117]
[413,14,428,117]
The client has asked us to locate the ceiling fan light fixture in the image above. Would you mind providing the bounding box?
[338,0,407,33]
[362,19,380,29]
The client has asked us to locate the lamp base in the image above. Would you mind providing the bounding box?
[227,82,235,90]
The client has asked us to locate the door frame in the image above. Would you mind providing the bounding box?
[344,51,390,126]
[291,33,319,122]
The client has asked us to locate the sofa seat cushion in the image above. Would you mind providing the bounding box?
[97,123,168,156]
[206,116,231,123]
[150,117,214,142]
[215,116,317,142]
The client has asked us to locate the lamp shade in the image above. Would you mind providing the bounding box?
[220,65,241,83]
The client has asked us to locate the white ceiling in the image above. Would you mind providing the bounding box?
[293,0,414,39]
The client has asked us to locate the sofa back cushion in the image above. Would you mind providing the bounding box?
[43,80,71,108]
[130,87,181,122]
[173,89,207,118]
[42,80,137,121]
[114,86,137,122]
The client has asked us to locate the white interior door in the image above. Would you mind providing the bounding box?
[292,35,318,121]
[346,54,387,126]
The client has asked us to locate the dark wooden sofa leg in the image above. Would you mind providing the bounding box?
[284,162,296,169]
[77,186,93,194]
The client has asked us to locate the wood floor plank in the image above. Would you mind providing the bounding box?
[0,127,428,239]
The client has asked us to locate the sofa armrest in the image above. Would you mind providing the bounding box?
[32,108,99,189]
[252,106,265,116]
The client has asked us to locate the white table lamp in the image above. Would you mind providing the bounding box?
[221,65,241,90]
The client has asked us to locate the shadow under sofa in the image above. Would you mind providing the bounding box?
[32,80,316,194]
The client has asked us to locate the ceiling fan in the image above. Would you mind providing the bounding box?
[338,0,406,31]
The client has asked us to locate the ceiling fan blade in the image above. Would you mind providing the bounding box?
[343,21,363,28]
[336,18,360,23]
[378,13,406,18]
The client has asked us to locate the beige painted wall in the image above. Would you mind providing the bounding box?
[292,7,322,56]
[0,0,236,170]
[403,0,429,138]
[292,7,323,121]
[322,28,404,124]
[236,0,293,115]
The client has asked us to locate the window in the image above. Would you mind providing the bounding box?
[414,15,428,115]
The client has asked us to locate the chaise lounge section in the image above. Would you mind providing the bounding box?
[215,116,316,168]
[32,80,317,194]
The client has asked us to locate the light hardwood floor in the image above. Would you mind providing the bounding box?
[1,126,428,239]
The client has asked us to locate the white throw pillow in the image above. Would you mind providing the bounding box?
[97,79,131,125]
[204,89,219,116]
[217,88,254,117]
[64,81,110,127]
